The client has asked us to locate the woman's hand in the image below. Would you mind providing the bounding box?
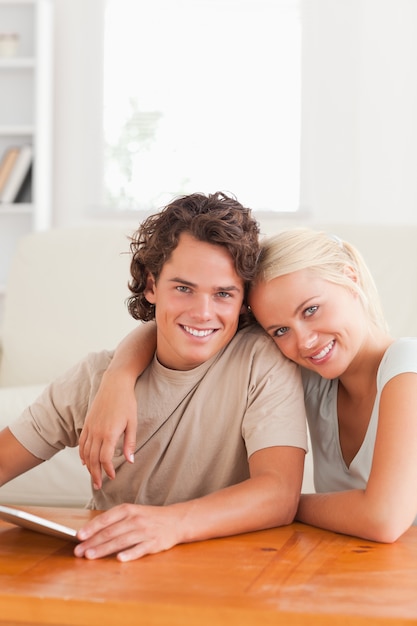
[79,323,157,489]
[79,368,138,489]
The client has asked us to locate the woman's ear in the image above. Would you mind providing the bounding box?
[144,272,157,304]
[343,264,358,284]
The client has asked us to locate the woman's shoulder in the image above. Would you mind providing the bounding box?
[301,367,334,397]
[383,337,417,362]
[378,337,417,387]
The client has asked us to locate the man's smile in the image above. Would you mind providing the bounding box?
[182,325,217,338]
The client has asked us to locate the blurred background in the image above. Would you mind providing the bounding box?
[1,0,417,320]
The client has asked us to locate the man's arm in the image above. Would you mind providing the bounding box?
[74,445,305,562]
[0,427,43,487]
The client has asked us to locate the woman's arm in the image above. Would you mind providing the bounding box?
[79,322,157,489]
[297,372,417,542]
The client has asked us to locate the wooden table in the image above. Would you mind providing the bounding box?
[1,506,417,626]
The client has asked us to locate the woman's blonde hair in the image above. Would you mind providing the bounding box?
[254,228,388,332]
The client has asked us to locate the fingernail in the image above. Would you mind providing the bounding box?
[85,548,96,559]
[129,454,135,463]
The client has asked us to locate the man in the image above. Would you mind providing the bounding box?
[0,192,307,562]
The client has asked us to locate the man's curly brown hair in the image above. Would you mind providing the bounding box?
[127,192,260,326]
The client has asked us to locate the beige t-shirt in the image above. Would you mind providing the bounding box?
[10,325,307,509]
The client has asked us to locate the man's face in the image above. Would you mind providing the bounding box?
[144,232,245,370]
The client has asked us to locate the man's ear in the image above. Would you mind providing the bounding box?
[144,272,157,304]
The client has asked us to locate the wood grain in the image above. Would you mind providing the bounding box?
[1,506,416,625]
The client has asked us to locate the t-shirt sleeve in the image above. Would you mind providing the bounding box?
[378,338,417,390]
[8,351,113,461]
[241,331,307,457]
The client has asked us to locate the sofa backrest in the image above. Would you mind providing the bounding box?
[0,227,138,386]
[1,222,416,387]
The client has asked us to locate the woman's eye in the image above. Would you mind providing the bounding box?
[304,305,318,317]
[274,327,289,338]
[217,291,231,299]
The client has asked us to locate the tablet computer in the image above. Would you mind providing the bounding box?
[0,505,79,542]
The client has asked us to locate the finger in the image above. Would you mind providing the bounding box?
[98,429,124,479]
[77,505,129,541]
[75,511,139,559]
[83,437,105,489]
[99,439,117,480]
[123,421,138,464]
[75,528,152,561]
[117,540,157,562]
[79,428,97,471]
[78,427,89,464]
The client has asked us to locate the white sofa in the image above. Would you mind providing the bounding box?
[1,222,416,507]
[0,227,138,507]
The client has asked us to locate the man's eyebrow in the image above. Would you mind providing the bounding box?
[216,285,242,292]
[169,277,196,287]
[169,277,242,291]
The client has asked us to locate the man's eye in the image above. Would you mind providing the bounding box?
[176,285,190,293]
[304,305,318,317]
[274,327,289,338]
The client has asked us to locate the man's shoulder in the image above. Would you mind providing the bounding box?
[84,349,115,369]
[232,324,281,351]
[233,324,270,344]
[55,349,115,386]
[225,325,292,368]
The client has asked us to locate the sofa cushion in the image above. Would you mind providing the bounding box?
[0,384,91,507]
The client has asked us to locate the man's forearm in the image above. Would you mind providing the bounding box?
[175,473,300,545]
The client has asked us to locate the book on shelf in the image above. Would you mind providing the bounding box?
[0,144,33,204]
[0,146,20,195]
[14,164,32,203]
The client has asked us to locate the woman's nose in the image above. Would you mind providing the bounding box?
[298,330,319,350]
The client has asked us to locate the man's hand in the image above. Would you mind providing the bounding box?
[79,370,138,489]
[74,446,305,562]
[74,503,183,561]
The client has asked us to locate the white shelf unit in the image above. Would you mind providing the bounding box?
[0,0,53,310]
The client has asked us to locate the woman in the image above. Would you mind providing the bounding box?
[80,228,417,542]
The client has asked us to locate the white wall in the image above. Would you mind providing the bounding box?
[300,0,417,224]
[52,0,417,227]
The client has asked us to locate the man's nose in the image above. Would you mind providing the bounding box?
[190,294,213,320]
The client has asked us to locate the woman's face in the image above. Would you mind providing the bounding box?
[248,268,367,379]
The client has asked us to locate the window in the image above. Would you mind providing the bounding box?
[103,0,301,212]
